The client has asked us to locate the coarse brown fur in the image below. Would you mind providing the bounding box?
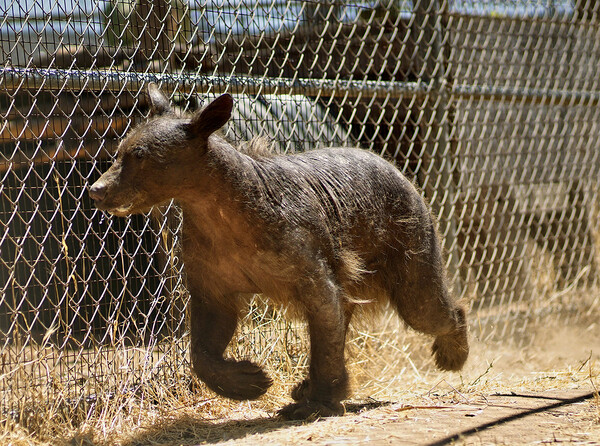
[89,84,469,420]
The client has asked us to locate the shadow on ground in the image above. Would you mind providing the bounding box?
[110,399,394,446]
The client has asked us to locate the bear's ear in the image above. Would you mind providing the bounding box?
[147,83,171,116]
[185,94,233,137]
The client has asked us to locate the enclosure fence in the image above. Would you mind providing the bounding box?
[1,0,599,421]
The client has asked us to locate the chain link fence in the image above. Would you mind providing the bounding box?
[1,0,599,422]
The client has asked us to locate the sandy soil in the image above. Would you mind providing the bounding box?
[105,322,600,446]
[113,388,599,446]
[4,314,599,446]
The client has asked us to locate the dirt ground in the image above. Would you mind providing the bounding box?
[90,322,599,446]
[244,391,599,445]
[114,388,599,446]
[3,315,599,445]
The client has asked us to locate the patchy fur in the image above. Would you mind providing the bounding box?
[90,84,469,420]
[238,137,276,159]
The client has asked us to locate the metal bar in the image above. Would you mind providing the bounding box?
[444,10,600,27]
[450,82,600,106]
[3,67,599,105]
[413,0,462,293]
[0,67,430,98]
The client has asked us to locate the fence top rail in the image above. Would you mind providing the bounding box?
[0,67,430,99]
[3,67,600,106]
[451,83,600,106]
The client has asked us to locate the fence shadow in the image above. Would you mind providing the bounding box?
[425,391,597,446]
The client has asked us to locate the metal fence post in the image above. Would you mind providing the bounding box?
[132,0,178,70]
[412,0,462,294]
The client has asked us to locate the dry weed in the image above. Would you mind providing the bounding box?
[0,289,598,445]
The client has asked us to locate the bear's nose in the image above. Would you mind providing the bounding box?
[89,181,107,202]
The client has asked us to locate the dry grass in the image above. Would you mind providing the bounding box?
[1,293,598,446]
[2,223,599,445]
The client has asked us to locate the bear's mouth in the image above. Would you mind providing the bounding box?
[106,200,155,217]
[107,204,134,217]
[92,199,134,217]
[92,190,155,217]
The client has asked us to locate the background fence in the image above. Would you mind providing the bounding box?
[1,0,599,422]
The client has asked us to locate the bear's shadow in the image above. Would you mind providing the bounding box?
[111,399,393,446]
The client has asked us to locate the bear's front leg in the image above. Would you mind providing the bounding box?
[188,286,273,400]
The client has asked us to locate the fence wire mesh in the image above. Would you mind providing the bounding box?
[0,0,599,423]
